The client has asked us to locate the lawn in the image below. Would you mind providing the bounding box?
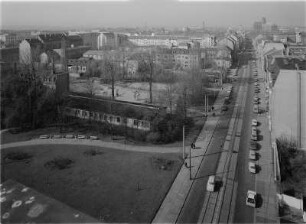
[1,145,182,223]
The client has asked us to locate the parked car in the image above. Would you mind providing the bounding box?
[248,162,256,173]
[39,135,49,139]
[77,135,86,139]
[250,142,257,150]
[253,105,259,113]
[52,134,62,139]
[249,150,256,160]
[206,175,216,192]
[252,119,258,126]
[90,136,99,140]
[65,134,75,139]
[246,190,257,207]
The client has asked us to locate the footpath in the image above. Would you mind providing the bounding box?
[152,84,232,223]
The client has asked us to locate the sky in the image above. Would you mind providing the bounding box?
[1,0,306,30]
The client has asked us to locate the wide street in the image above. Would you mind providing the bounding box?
[176,46,252,223]
[233,50,256,223]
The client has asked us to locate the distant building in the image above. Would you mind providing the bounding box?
[0,47,19,75]
[38,33,65,50]
[254,22,263,33]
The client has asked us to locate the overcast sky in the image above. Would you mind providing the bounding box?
[1,0,305,29]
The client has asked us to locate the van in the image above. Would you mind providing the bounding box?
[206,175,216,192]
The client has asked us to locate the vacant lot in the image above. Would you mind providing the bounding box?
[1,145,182,223]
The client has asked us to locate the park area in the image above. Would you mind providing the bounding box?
[1,144,182,223]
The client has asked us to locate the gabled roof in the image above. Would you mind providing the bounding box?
[39,33,65,43]
[24,38,43,47]
[66,35,82,42]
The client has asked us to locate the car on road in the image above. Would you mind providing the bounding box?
[90,135,99,140]
[39,135,49,139]
[248,162,256,173]
[250,141,257,150]
[77,135,86,139]
[249,150,257,160]
[252,119,257,126]
[206,175,216,192]
[246,190,257,207]
[253,105,259,113]
[251,133,257,141]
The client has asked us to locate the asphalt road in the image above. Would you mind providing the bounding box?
[233,49,257,223]
[176,61,245,223]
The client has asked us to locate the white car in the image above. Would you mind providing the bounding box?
[249,150,256,160]
[39,135,49,139]
[206,175,216,192]
[252,119,257,126]
[90,135,99,140]
[65,134,75,139]
[77,135,86,139]
[246,190,257,207]
[248,162,256,173]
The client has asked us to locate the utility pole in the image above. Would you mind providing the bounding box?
[183,125,185,159]
[189,144,192,180]
[296,64,301,150]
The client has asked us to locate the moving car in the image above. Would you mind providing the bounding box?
[249,150,256,160]
[206,175,216,192]
[246,190,257,207]
[248,162,256,173]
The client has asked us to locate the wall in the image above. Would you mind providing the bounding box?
[270,70,306,150]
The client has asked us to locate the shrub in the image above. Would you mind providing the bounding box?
[44,157,74,170]
[146,132,160,143]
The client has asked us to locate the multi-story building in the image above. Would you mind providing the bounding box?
[155,48,202,70]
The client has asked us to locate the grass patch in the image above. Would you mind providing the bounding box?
[1,145,181,223]
[44,157,75,170]
[3,152,32,163]
[152,157,175,171]
[83,149,104,157]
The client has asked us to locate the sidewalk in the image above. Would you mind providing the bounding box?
[254,56,278,223]
[152,84,232,223]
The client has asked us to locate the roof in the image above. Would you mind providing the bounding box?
[66,92,166,121]
[66,35,82,42]
[271,56,306,70]
[263,42,284,55]
[25,38,43,47]
[0,179,99,223]
[39,33,65,43]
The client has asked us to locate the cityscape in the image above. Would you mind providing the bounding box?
[0,0,306,223]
